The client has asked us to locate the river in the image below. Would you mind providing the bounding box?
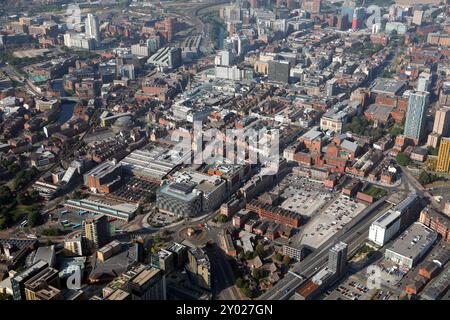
[52,79,76,124]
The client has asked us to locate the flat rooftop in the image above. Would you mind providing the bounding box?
[371,78,407,96]
[387,222,437,260]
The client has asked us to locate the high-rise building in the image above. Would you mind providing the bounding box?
[351,7,365,30]
[328,242,348,276]
[341,0,356,24]
[417,72,432,92]
[126,266,166,300]
[82,215,109,250]
[268,60,290,83]
[404,91,430,143]
[412,10,424,26]
[436,137,450,173]
[24,266,61,300]
[11,261,49,300]
[187,248,211,290]
[433,106,450,137]
[85,13,100,42]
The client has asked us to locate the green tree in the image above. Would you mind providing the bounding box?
[282,255,291,266]
[216,214,227,223]
[396,152,411,166]
[273,253,283,262]
[252,268,268,281]
[235,277,245,288]
[0,186,13,206]
[27,210,40,227]
[255,243,265,258]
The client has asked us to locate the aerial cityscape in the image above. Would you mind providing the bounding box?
[0,0,450,304]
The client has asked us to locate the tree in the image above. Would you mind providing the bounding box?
[255,244,265,258]
[252,268,268,281]
[396,152,411,166]
[27,210,40,227]
[282,255,291,266]
[273,253,283,262]
[136,206,144,215]
[235,277,245,288]
[216,214,227,223]
[0,186,13,206]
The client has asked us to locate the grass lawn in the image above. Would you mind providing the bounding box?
[363,185,387,201]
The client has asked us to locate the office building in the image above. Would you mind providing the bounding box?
[385,222,437,269]
[24,266,61,300]
[419,208,450,242]
[126,266,166,300]
[85,13,100,42]
[328,242,348,276]
[351,7,365,30]
[147,47,182,70]
[150,249,174,274]
[187,248,211,290]
[156,182,202,217]
[131,43,152,58]
[120,64,135,80]
[433,107,450,137]
[11,261,49,300]
[65,198,137,222]
[436,137,450,173]
[97,240,122,262]
[268,60,290,83]
[404,91,429,143]
[167,242,188,269]
[412,10,424,26]
[83,161,122,194]
[417,72,432,92]
[82,215,110,250]
[369,209,401,246]
[104,264,166,300]
[64,234,84,256]
[63,32,96,50]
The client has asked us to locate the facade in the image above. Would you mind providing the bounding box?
[368,209,401,246]
[126,267,166,300]
[436,137,450,173]
[65,198,137,222]
[82,215,110,250]
[384,222,437,269]
[404,91,429,142]
[433,107,450,137]
[268,60,290,83]
[86,14,100,42]
[83,161,122,194]
[64,32,96,50]
[328,242,348,276]
[11,261,49,300]
[246,199,301,228]
[419,208,450,242]
[187,248,211,290]
[156,182,202,217]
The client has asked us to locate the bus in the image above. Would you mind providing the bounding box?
[72,223,81,229]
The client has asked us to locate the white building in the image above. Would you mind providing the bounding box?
[64,32,95,50]
[368,209,401,246]
[85,13,100,42]
[384,222,437,269]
